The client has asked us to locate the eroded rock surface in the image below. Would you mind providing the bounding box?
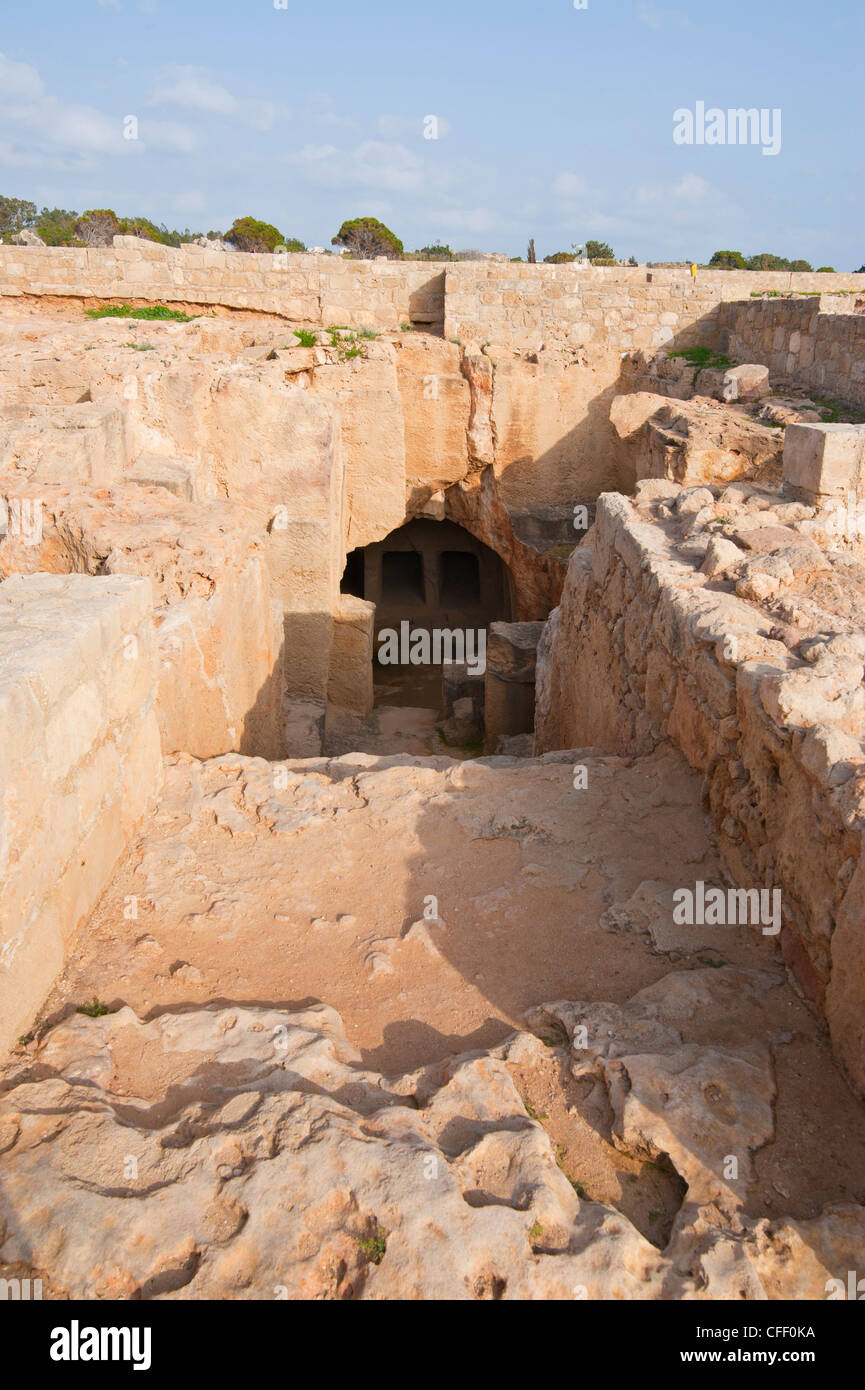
[2,982,863,1300]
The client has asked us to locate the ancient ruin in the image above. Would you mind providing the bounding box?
[1,241,865,1301]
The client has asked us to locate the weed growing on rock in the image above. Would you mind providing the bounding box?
[85,303,196,322]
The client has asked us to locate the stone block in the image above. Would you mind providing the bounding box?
[784,423,865,500]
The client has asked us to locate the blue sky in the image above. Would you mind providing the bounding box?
[1,0,863,265]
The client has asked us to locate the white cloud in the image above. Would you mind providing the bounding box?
[429,207,499,234]
[377,114,451,141]
[635,173,715,205]
[150,67,238,115]
[0,140,39,169]
[673,173,712,201]
[0,51,197,166]
[149,65,288,131]
[553,172,591,199]
[289,140,424,192]
[635,3,695,31]
[171,189,207,215]
[142,120,198,153]
[0,53,44,101]
[297,143,339,162]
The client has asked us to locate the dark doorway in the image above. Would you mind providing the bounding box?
[382,549,425,604]
[439,550,481,607]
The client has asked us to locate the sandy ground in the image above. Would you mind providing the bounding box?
[31,742,865,1247]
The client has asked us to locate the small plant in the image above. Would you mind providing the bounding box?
[358,327,378,340]
[85,303,195,322]
[341,345,364,360]
[668,345,731,373]
[356,1232,387,1265]
[698,956,726,969]
[328,327,353,347]
[292,329,317,348]
[528,1221,544,1241]
[523,1098,548,1122]
[76,997,114,1018]
[400,322,414,332]
[126,341,155,351]
[570,1179,589,1200]
[649,1210,663,1225]
[810,393,865,425]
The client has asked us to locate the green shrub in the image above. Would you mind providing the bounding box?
[74,209,123,247]
[0,195,37,241]
[35,208,79,246]
[225,216,284,253]
[414,243,454,260]
[332,216,403,259]
[709,250,747,270]
[585,239,614,261]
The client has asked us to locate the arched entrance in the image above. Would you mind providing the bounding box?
[328,518,515,754]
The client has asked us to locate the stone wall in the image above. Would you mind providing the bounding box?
[535,490,865,1093]
[0,573,162,1056]
[719,296,865,407]
[2,239,863,343]
[0,486,287,761]
[0,238,444,330]
[444,265,865,353]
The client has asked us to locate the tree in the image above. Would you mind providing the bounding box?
[857,265,865,274]
[790,260,814,273]
[709,250,747,270]
[74,209,122,247]
[332,217,403,259]
[818,266,837,274]
[527,238,537,264]
[0,196,37,241]
[281,237,306,253]
[544,251,577,264]
[585,239,614,262]
[35,208,79,246]
[415,243,454,260]
[225,216,284,253]
[746,253,791,271]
